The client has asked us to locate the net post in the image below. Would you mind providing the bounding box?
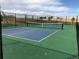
[62,23,63,30]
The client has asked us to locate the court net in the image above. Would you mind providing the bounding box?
[27,22,64,29]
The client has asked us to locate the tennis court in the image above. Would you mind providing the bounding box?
[2,25,78,59]
[2,12,78,59]
[2,27,59,42]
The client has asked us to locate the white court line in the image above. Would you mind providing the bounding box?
[3,29,35,36]
[3,29,61,42]
[3,34,39,42]
[9,29,35,35]
[38,30,60,42]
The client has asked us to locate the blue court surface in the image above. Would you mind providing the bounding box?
[2,27,59,42]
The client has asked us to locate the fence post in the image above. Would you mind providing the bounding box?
[76,16,79,59]
[14,13,16,27]
[66,16,67,23]
[0,7,3,59]
[25,14,27,26]
[76,16,78,23]
[37,16,39,22]
[32,15,33,20]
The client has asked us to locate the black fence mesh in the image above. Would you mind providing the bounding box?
[1,12,79,59]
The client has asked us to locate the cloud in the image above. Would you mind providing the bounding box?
[1,0,71,16]
[2,9,26,14]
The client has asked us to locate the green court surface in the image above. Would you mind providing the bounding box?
[2,25,78,59]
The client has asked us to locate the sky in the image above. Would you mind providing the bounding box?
[0,0,79,16]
